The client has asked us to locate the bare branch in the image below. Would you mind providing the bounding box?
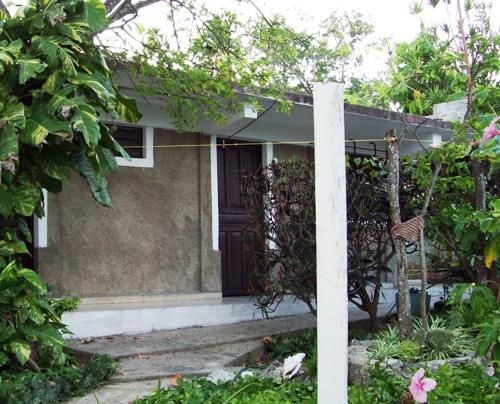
[107,0,164,24]
[0,0,11,17]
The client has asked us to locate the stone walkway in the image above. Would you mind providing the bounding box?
[67,314,315,403]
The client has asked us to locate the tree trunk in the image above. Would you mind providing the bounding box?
[418,160,441,335]
[365,302,383,332]
[386,133,412,339]
[419,228,428,334]
[471,159,488,284]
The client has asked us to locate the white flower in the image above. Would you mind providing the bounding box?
[282,353,306,379]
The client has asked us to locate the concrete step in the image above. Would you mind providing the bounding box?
[68,313,316,359]
[112,340,261,383]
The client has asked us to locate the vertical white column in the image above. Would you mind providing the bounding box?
[210,136,219,251]
[34,189,48,248]
[262,142,273,166]
[431,133,442,147]
[313,83,348,404]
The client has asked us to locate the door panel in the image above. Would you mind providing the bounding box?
[218,140,261,296]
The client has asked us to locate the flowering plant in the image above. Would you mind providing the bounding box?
[409,368,437,403]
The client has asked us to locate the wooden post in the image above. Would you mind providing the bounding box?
[386,131,412,339]
[313,83,348,404]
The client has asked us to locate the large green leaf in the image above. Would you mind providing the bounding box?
[72,102,100,145]
[115,92,142,124]
[47,86,78,113]
[32,35,77,76]
[0,98,25,129]
[12,180,41,216]
[21,103,72,145]
[9,340,31,365]
[69,72,115,104]
[32,35,60,66]
[0,322,16,343]
[18,268,47,293]
[100,125,130,159]
[95,146,118,173]
[17,57,47,84]
[79,0,108,32]
[0,351,8,367]
[0,124,18,161]
[70,150,111,206]
[38,148,71,182]
[0,39,23,74]
[0,186,13,217]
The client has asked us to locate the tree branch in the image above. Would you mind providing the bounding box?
[106,0,164,24]
[0,0,10,17]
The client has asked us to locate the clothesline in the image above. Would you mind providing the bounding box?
[121,137,437,149]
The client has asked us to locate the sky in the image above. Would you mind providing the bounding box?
[130,0,499,79]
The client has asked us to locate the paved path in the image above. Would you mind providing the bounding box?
[67,314,315,403]
[67,283,448,403]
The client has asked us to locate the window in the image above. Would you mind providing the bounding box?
[109,125,154,168]
[113,125,144,159]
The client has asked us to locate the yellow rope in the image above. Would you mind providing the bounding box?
[122,138,405,149]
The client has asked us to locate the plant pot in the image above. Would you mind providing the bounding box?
[395,290,431,317]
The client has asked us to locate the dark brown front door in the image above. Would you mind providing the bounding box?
[218,140,261,296]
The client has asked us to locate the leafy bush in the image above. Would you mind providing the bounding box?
[397,340,421,361]
[447,283,500,362]
[0,0,140,371]
[0,261,79,370]
[0,355,117,403]
[414,315,474,361]
[368,326,401,361]
[242,160,317,316]
[135,376,317,404]
[349,363,499,404]
[369,317,473,362]
[242,156,395,331]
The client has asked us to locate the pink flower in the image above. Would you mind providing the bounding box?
[480,117,499,144]
[409,368,437,403]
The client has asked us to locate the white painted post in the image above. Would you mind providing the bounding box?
[210,135,219,251]
[313,83,348,404]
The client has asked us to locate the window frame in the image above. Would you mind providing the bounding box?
[113,125,154,168]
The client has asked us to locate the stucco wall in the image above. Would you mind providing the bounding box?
[37,130,221,297]
[273,144,313,161]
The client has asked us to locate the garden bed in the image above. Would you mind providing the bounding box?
[0,355,117,404]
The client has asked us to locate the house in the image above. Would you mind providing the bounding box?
[31,81,457,338]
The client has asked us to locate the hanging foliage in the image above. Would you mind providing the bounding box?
[0,0,140,370]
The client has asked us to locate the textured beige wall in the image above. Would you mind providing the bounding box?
[37,130,221,297]
[273,144,313,161]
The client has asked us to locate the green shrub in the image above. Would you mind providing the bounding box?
[135,376,317,403]
[397,340,421,361]
[369,318,473,362]
[0,261,79,370]
[0,355,117,404]
[349,363,499,404]
[368,326,400,361]
[447,283,500,361]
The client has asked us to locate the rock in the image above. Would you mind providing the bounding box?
[385,358,403,370]
[424,359,446,371]
[351,339,374,348]
[206,368,236,383]
[348,341,370,384]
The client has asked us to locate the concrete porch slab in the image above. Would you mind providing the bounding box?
[63,282,448,339]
